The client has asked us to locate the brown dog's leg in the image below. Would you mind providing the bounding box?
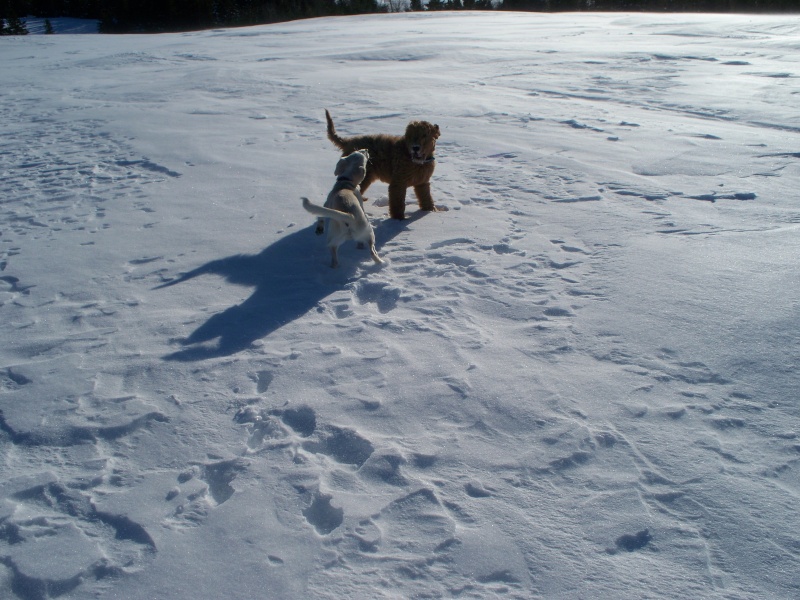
[414,183,436,212]
[388,183,408,220]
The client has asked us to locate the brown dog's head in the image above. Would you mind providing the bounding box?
[404,121,440,165]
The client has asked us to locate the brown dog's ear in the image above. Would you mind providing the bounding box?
[433,124,441,138]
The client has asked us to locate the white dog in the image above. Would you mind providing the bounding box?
[302,149,383,268]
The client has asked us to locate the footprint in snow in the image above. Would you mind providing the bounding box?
[465,481,493,498]
[201,459,248,506]
[370,488,456,555]
[303,492,344,535]
[0,475,156,596]
[609,529,653,554]
[353,280,401,314]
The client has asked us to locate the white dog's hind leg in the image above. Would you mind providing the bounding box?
[330,246,339,268]
[370,246,384,264]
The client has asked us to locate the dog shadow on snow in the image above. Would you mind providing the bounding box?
[157,211,427,362]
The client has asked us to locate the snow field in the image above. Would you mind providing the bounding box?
[1,12,799,599]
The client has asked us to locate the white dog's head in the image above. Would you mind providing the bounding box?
[335,149,369,185]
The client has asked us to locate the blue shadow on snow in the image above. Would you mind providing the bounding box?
[156,212,425,361]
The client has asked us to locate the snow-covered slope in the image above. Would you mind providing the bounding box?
[1,12,799,599]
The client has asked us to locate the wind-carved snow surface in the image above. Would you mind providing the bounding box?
[1,12,799,599]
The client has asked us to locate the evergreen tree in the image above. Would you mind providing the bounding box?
[1,16,29,34]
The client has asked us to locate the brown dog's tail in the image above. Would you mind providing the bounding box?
[325,109,348,151]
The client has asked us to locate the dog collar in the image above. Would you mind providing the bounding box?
[412,155,436,165]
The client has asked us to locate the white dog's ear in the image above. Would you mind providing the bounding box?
[334,157,345,176]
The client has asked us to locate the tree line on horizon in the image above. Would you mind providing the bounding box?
[2,0,797,34]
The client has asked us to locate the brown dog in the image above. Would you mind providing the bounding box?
[325,110,440,220]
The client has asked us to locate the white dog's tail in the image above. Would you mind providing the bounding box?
[302,197,356,226]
